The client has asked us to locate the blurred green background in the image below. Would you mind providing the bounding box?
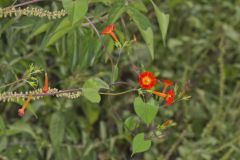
[0,0,240,159]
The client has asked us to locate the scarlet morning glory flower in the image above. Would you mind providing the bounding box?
[18,94,33,117]
[150,89,175,105]
[101,24,119,42]
[165,90,174,105]
[161,79,173,93]
[138,71,157,89]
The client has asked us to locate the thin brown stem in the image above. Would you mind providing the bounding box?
[84,16,102,40]
[99,88,138,96]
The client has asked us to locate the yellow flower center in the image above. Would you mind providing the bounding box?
[142,76,151,85]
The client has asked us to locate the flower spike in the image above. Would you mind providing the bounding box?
[18,94,33,117]
[42,72,49,93]
[101,24,119,42]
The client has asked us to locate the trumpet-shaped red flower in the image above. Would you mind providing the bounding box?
[138,72,157,89]
[42,72,49,93]
[161,79,173,93]
[101,24,119,42]
[165,90,174,105]
[18,94,33,117]
[150,89,175,105]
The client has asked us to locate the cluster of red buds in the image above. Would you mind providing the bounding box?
[138,71,174,106]
[18,72,49,117]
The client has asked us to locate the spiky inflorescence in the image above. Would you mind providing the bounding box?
[0,7,67,19]
[0,88,82,102]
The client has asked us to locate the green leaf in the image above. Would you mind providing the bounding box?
[82,88,101,103]
[82,78,109,103]
[45,18,74,47]
[62,0,88,25]
[7,121,38,140]
[111,65,118,83]
[150,0,170,46]
[26,104,38,119]
[0,0,13,7]
[83,77,109,90]
[129,0,147,12]
[49,112,66,150]
[81,99,100,124]
[66,29,79,70]
[133,97,158,125]
[132,132,151,156]
[28,21,53,41]
[0,116,5,135]
[107,1,126,23]
[124,116,139,131]
[127,7,154,59]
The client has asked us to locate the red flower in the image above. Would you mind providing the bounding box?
[165,90,174,105]
[18,94,33,117]
[161,79,173,93]
[42,72,49,93]
[101,24,119,42]
[18,108,25,117]
[150,89,175,106]
[138,72,157,89]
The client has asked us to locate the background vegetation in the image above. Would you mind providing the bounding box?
[0,0,240,159]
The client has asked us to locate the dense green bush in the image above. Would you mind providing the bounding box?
[0,0,240,159]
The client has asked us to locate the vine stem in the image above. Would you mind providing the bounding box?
[99,88,138,96]
[84,16,102,40]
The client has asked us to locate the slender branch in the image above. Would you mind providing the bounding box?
[0,79,22,89]
[84,16,102,40]
[99,88,138,96]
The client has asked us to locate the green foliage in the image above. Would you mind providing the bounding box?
[132,132,151,156]
[82,78,109,103]
[151,0,170,46]
[134,97,158,125]
[127,7,154,59]
[49,112,66,155]
[0,0,13,7]
[124,116,139,131]
[0,0,239,159]
[62,0,88,25]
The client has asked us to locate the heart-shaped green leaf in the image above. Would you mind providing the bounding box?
[82,78,109,103]
[82,88,101,103]
[134,97,158,125]
[132,132,151,156]
[124,116,139,131]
